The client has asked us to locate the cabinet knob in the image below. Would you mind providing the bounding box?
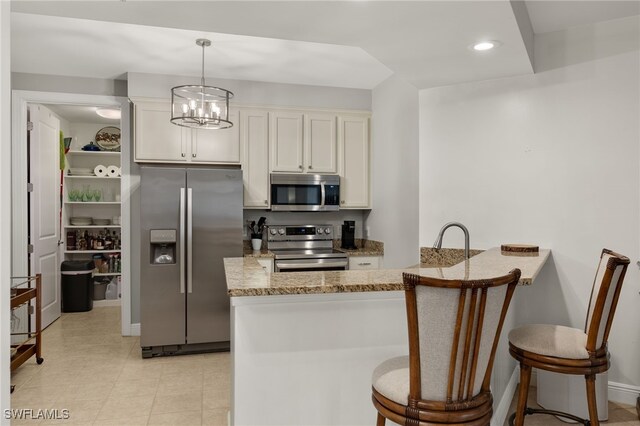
[298,165,303,170]
[192,153,196,158]
[308,165,313,170]
[181,153,186,157]
[341,201,345,204]
[264,200,268,205]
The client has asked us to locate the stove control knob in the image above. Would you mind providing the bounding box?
[324,227,332,234]
[317,228,324,234]
[270,229,277,235]
[278,228,285,235]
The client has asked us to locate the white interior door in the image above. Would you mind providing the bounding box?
[29,104,61,328]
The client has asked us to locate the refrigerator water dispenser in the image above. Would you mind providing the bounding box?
[150,229,177,264]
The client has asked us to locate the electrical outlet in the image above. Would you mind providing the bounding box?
[365,226,371,238]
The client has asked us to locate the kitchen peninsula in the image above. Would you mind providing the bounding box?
[224,248,550,425]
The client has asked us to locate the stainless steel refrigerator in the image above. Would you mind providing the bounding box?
[140,167,242,357]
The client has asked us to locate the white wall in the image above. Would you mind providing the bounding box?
[419,16,640,402]
[0,2,10,421]
[366,75,419,268]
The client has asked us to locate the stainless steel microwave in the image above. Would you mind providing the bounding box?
[270,174,340,211]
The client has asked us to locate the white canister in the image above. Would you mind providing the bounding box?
[251,239,262,251]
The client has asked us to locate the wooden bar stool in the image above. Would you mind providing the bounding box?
[508,248,629,426]
[372,269,521,426]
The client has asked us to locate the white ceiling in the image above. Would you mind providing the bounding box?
[45,104,120,125]
[11,12,393,90]
[10,1,640,90]
[525,0,640,34]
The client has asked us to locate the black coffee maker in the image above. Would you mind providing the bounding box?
[341,220,357,250]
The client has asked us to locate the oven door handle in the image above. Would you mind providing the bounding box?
[275,259,348,270]
[320,181,326,208]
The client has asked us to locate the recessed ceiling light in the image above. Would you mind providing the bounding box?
[96,108,121,120]
[471,41,501,51]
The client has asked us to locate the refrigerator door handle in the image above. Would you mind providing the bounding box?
[187,187,193,293]
[179,187,186,294]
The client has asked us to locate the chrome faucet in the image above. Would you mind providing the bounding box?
[433,222,470,260]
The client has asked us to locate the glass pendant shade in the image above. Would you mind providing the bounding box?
[170,39,234,130]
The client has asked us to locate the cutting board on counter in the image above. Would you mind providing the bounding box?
[501,244,539,254]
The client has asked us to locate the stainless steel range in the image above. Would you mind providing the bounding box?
[266,225,348,272]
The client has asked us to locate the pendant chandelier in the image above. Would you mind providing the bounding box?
[170,39,233,129]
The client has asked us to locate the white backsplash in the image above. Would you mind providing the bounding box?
[243,210,366,240]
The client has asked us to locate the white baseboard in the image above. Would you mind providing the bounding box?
[608,381,640,406]
[129,323,141,336]
[492,366,520,426]
[93,299,121,307]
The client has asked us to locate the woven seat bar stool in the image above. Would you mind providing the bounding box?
[372,269,521,426]
[508,248,629,426]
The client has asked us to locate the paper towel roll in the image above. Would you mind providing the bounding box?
[107,165,119,178]
[94,165,107,177]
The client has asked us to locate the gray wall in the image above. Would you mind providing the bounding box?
[12,72,127,97]
[127,72,371,110]
[365,75,419,268]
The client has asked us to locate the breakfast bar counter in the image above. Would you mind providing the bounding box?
[224,247,551,426]
[225,247,550,296]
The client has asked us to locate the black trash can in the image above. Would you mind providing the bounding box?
[61,260,95,312]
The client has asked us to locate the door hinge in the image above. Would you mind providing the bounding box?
[27,244,34,254]
[27,183,33,192]
[27,121,33,132]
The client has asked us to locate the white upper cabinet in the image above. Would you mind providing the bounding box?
[338,116,370,209]
[241,109,270,208]
[305,113,337,174]
[269,112,304,173]
[135,100,187,162]
[134,99,240,164]
[190,108,240,164]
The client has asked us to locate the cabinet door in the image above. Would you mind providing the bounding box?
[134,101,187,162]
[270,112,304,173]
[305,113,337,174]
[190,108,240,164]
[348,256,381,270]
[241,110,270,208]
[338,116,370,208]
[256,258,274,274]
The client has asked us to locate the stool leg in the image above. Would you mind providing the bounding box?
[585,374,599,426]
[376,412,386,426]
[514,363,532,426]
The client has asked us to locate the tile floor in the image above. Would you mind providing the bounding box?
[11,307,638,425]
[10,307,230,425]
[503,383,639,426]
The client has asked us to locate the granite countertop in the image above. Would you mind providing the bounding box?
[242,239,384,258]
[225,247,551,297]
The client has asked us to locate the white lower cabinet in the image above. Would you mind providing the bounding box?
[348,256,381,270]
[257,258,274,274]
